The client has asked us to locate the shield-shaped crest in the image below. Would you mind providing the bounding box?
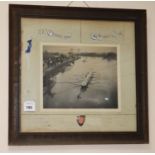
[76,115,85,126]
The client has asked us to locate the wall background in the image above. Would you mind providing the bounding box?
[0,1,155,153]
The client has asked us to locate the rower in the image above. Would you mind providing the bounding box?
[81,72,93,88]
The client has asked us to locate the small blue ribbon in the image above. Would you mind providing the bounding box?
[25,39,32,53]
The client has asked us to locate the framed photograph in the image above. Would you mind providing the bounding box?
[9,4,149,145]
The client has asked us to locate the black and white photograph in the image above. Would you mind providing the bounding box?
[43,45,118,109]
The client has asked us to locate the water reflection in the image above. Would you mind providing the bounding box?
[43,54,118,109]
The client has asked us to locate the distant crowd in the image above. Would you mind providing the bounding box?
[43,51,78,70]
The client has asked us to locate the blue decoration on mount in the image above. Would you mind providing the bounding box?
[25,39,32,53]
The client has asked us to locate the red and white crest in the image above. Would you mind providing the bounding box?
[76,115,85,126]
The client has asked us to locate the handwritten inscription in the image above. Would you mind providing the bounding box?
[38,28,123,41]
[91,31,124,41]
[38,29,71,39]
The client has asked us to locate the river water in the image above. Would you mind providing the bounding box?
[44,56,118,108]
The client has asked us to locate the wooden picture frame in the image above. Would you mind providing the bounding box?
[9,4,149,145]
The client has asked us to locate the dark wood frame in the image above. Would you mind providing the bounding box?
[9,4,149,145]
